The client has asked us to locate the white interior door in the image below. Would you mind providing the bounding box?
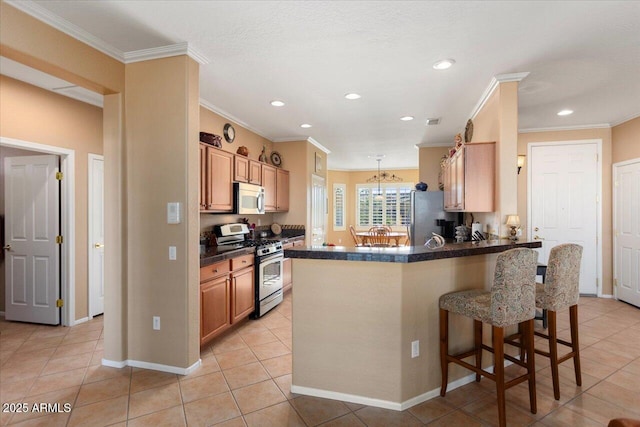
[614,160,640,307]
[529,142,599,295]
[89,154,105,317]
[311,175,327,246]
[4,155,60,324]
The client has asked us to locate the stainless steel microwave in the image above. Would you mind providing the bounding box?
[234,182,265,214]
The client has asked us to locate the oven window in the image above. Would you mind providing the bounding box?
[263,261,281,282]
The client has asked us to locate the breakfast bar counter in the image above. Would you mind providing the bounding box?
[285,239,541,411]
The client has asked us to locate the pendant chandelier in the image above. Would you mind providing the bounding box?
[367,158,402,201]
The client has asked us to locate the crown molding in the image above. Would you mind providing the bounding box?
[610,112,640,127]
[7,1,210,65]
[6,0,125,62]
[518,123,611,133]
[124,42,210,65]
[470,72,530,121]
[199,99,271,140]
[272,137,331,154]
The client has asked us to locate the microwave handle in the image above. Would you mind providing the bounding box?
[258,191,265,212]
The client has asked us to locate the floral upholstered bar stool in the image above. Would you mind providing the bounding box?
[533,243,583,400]
[439,248,539,427]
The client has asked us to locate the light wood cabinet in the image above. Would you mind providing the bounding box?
[200,261,231,345]
[443,142,495,212]
[262,164,277,211]
[234,156,262,185]
[200,254,254,346]
[276,169,290,211]
[262,164,290,212]
[231,267,254,323]
[282,238,304,293]
[200,145,234,212]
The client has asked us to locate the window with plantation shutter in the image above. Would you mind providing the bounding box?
[333,184,346,231]
[356,183,413,229]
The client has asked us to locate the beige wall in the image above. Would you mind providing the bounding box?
[518,127,613,295]
[418,146,449,190]
[612,116,640,164]
[326,168,419,245]
[124,56,200,367]
[0,75,103,318]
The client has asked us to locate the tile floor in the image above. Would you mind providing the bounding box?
[1,294,640,426]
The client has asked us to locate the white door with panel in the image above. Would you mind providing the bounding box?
[614,159,640,307]
[89,154,105,317]
[4,155,60,324]
[529,142,599,295]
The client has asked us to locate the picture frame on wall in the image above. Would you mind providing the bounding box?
[315,152,322,173]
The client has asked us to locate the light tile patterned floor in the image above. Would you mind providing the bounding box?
[1,294,639,426]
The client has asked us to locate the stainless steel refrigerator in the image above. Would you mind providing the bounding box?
[409,191,457,246]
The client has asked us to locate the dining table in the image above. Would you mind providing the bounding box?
[355,231,408,246]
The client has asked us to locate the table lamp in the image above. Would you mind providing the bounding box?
[506,215,520,241]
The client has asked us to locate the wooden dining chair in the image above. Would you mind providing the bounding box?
[349,225,363,246]
[367,226,390,247]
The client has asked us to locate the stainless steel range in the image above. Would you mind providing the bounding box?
[214,223,284,318]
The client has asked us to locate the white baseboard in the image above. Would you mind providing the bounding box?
[600,294,614,299]
[291,372,477,411]
[101,358,202,375]
[72,317,89,325]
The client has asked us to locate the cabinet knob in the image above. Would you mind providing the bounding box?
[213,268,218,273]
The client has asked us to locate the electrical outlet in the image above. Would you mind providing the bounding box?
[169,246,176,260]
[411,340,419,358]
[153,316,160,330]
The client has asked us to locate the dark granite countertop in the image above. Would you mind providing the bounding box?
[199,234,305,267]
[199,246,255,268]
[284,239,542,263]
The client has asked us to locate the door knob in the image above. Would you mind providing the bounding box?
[533,235,545,240]
[94,243,104,248]
[3,244,10,251]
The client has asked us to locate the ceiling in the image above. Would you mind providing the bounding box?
[4,1,640,170]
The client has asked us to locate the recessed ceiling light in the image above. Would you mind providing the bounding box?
[300,123,312,128]
[400,116,414,121]
[344,93,361,100]
[557,109,574,116]
[433,59,455,70]
[270,100,285,107]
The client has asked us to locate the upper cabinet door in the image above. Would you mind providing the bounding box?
[276,169,290,211]
[234,155,250,183]
[199,143,208,210]
[262,164,277,211]
[249,160,262,185]
[207,148,234,212]
[444,142,495,212]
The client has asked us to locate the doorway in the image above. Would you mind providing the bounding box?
[613,158,640,307]
[527,140,601,295]
[88,154,105,317]
[1,137,75,326]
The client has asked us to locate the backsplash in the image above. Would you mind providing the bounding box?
[200,224,305,246]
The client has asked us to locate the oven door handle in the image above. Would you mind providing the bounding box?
[259,253,283,263]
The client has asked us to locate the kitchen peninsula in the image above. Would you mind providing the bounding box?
[285,240,541,410]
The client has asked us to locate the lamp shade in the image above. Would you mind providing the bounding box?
[505,215,520,227]
[517,155,526,168]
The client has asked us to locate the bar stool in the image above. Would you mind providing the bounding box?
[439,248,538,427]
[534,243,583,400]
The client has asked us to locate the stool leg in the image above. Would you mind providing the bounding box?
[524,319,537,414]
[493,326,506,427]
[548,310,561,400]
[474,320,482,382]
[570,305,582,387]
[440,308,449,396]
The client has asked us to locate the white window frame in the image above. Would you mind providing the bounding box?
[333,183,346,231]
[355,182,414,231]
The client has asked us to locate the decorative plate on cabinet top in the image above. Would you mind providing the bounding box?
[464,119,473,143]
[270,151,282,167]
[271,223,282,235]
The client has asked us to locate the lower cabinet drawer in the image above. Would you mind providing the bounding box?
[200,261,230,282]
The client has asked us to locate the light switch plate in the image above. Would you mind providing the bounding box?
[169,246,176,260]
[167,202,181,224]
